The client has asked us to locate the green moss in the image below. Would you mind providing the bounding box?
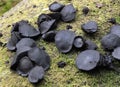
[116,16,120,24]
[0,0,120,87]
[0,0,21,16]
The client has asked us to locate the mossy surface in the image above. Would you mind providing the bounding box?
[0,0,21,16]
[0,0,120,87]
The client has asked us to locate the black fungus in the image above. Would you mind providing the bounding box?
[85,39,98,50]
[47,12,61,22]
[28,47,50,71]
[42,30,57,42]
[11,20,40,38]
[112,47,120,60]
[39,19,56,34]
[75,50,100,71]
[76,50,117,71]
[37,13,60,34]
[110,25,120,37]
[7,32,21,51]
[18,20,40,38]
[101,34,120,50]
[108,18,116,24]
[28,66,44,84]
[81,21,98,34]
[37,14,51,24]
[82,7,89,15]
[11,22,19,32]
[97,54,120,73]
[49,2,64,12]
[73,36,85,49]
[57,61,66,68]
[37,13,60,31]
[98,54,113,67]
[16,56,34,77]
[16,38,36,50]
[55,30,76,53]
[60,4,76,22]
[10,46,32,70]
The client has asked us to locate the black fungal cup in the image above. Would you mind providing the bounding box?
[60,4,76,22]
[110,25,120,38]
[49,2,64,12]
[7,32,21,51]
[76,50,100,71]
[101,33,120,51]
[75,50,115,71]
[55,30,76,53]
[42,30,57,42]
[16,56,34,77]
[28,66,45,84]
[37,13,59,34]
[28,47,51,71]
[85,39,98,50]
[112,47,120,60]
[81,21,98,34]
[11,20,40,39]
[73,36,85,49]
[16,38,37,50]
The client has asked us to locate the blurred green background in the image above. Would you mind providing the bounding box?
[0,0,21,16]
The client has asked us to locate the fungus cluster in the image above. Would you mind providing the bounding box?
[7,20,51,83]
[6,2,76,84]
[6,1,120,84]
[76,24,120,71]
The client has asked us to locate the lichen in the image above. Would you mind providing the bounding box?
[0,0,120,87]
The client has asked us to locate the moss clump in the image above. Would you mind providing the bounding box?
[0,0,120,87]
